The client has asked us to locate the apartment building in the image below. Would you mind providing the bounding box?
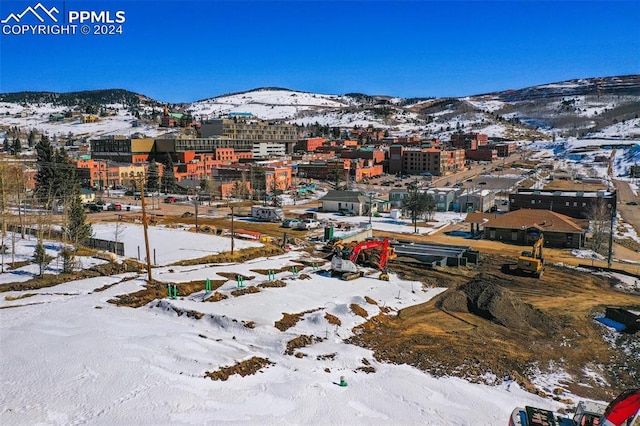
[509,189,616,219]
[295,137,326,152]
[200,119,297,154]
[90,136,154,163]
[389,145,465,176]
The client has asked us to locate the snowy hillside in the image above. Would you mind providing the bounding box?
[0,227,573,425]
[188,88,350,120]
[1,76,639,141]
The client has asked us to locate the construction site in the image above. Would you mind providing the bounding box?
[78,200,640,407]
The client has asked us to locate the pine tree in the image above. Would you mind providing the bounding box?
[146,160,159,192]
[61,248,75,274]
[34,240,46,277]
[53,148,77,198]
[161,157,177,193]
[27,130,36,148]
[35,135,56,203]
[12,137,21,155]
[65,188,92,246]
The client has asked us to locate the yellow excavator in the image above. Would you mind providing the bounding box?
[503,234,545,279]
[517,234,545,278]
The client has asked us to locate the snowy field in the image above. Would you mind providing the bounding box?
[1,227,570,425]
[0,233,107,284]
[0,102,168,139]
[91,223,262,266]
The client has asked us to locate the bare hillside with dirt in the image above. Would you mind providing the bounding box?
[349,253,640,402]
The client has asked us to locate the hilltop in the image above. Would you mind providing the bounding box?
[1,75,639,141]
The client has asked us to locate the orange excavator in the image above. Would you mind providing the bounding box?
[331,237,396,281]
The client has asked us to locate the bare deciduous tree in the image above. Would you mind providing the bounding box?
[587,199,612,256]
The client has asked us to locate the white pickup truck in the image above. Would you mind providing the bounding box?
[296,218,320,230]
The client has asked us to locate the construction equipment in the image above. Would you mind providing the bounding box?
[331,238,396,281]
[503,234,545,278]
[509,388,640,426]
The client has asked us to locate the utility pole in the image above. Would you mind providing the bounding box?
[368,192,373,225]
[139,178,152,282]
[607,208,615,269]
[193,194,199,232]
[230,205,235,255]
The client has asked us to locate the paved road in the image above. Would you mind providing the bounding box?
[613,179,640,235]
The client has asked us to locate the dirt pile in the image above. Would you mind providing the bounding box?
[274,308,322,331]
[285,335,323,355]
[436,275,558,335]
[230,286,260,297]
[204,291,228,302]
[109,279,225,308]
[204,357,274,381]
[324,313,341,326]
[350,303,368,318]
[258,280,287,288]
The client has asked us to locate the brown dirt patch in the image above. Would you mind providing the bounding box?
[6,260,31,270]
[216,272,255,281]
[89,259,145,276]
[204,356,274,381]
[364,296,378,305]
[93,283,118,292]
[355,366,376,374]
[258,280,287,288]
[274,308,322,331]
[251,264,305,275]
[230,286,261,297]
[109,279,226,308]
[173,245,286,267]
[4,292,36,301]
[204,291,228,302]
[348,253,640,401]
[317,353,337,361]
[285,335,323,355]
[0,270,102,293]
[350,303,368,318]
[324,313,341,326]
[168,304,205,320]
[543,180,605,191]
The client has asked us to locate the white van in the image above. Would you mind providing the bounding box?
[296,218,319,230]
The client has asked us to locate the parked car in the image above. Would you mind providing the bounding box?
[86,203,102,213]
[107,203,122,211]
[164,196,177,203]
[296,218,320,230]
[282,218,301,228]
[124,190,134,196]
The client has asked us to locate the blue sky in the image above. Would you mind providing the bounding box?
[0,1,638,102]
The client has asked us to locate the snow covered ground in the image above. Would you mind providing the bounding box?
[91,223,262,266]
[1,225,570,425]
[0,102,168,139]
[0,232,107,284]
[526,138,640,181]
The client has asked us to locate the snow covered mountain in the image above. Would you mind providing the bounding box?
[1,75,639,141]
